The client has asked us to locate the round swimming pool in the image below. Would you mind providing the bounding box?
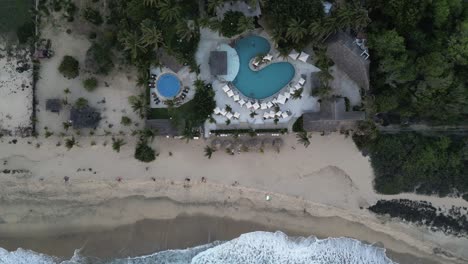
[157,73,181,98]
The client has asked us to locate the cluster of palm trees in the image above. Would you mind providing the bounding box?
[118,0,198,62]
[276,4,370,46]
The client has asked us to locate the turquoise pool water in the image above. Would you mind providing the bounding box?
[157,73,181,98]
[232,36,295,99]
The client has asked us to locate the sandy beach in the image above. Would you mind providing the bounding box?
[1,134,467,264]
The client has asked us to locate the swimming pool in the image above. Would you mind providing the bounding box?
[157,73,181,98]
[232,36,295,99]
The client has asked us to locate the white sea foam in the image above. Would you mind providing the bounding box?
[192,231,396,264]
[0,231,396,264]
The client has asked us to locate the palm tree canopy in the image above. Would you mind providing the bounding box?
[207,0,224,13]
[176,20,195,41]
[238,15,255,33]
[118,31,146,60]
[286,18,308,43]
[140,20,163,49]
[157,0,181,23]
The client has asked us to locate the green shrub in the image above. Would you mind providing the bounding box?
[83,7,103,25]
[85,43,114,75]
[292,116,304,132]
[59,56,79,79]
[75,97,89,109]
[134,142,155,162]
[220,11,244,37]
[83,77,98,91]
[120,116,132,126]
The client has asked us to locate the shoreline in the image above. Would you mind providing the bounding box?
[1,134,467,264]
[0,195,444,264]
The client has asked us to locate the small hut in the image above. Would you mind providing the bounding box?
[46,99,62,113]
[69,106,101,129]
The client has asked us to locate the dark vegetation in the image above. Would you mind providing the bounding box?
[85,43,114,75]
[0,0,34,42]
[369,199,468,236]
[263,0,369,52]
[358,133,468,198]
[220,11,245,37]
[58,55,80,79]
[367,0,468,124]
[83,77,98,92]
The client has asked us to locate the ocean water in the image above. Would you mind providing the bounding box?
[0,231,396,264]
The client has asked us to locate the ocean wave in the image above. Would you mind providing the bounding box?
[0,231,395,264]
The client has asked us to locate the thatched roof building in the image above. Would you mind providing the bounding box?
[46,99,62,113]
[70,106,101,129]
[326,32,370,90]
[209,51,227,76]
[145,119,179,136]
[303,97,365,132]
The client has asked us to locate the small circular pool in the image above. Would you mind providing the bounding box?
[157,73,181,98]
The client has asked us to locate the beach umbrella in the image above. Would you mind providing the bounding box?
[264,54,273,61]
[253,102,260,110]
[277,94,287,104]
[298,52,310,62]
[266,102,273,108]
[213,107,221,115]
[222,84,230,92]
[262,138,273,148]
[289,49,299,60]
[260,103,268,109]
[233,112,240,119]
[227,90,234,97]
[284,92,291,99]
[226,112,233,119]
[272,138,284,148]
[239,99,246,106]
[220,109,227,116]
[294,83,302,89]
[246,101,253,109]
[211,139,222,148]
[222,140,233,149]
[269,110,276,117]
[281,112,289,118]
[233,94,240,101]
[247,138,262,150]
[263,112,270,119]
[299,77,306,85]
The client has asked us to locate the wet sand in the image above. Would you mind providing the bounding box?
[0,214,439,264]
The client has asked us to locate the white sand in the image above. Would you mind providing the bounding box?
[35,24,143,136]
[0,44,33,136]
[0,134,467,263]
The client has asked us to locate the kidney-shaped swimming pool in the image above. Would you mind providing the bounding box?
[232,36,295,100]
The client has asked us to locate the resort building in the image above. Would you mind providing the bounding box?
[198,29,321,137]
[302,97,365,132]
[326,32,370,90]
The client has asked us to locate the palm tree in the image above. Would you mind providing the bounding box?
[112,138,126,152]
[309,20,327,41]
[296,131,310,148]
[140,20,163,49]
[128,93,148,118]
[286,18,308,44]
[238,16,254,33]
[204,145,215,159]
[118,31,146,61]
[176,20,195,41]
[291,88,303,99]
[143,0,160,7]
[65,137,77,150]
[351,9,370,31]
[207,0,224,13]
[139,128,157,143]
[158,0,181,23]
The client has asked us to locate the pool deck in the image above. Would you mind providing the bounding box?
[149,67,197,109]
[197,28,321,137]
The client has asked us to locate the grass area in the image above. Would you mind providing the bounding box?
[147,108,170,119]
[292,115,304,132]
[0,0,33,33]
